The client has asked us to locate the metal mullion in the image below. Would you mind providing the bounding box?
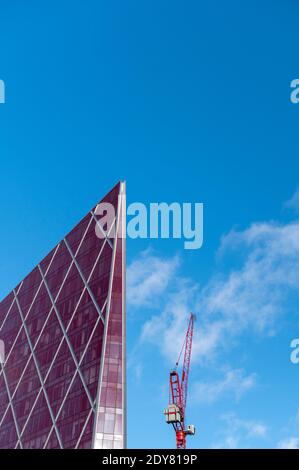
[0,243,60,378]
[0,282,23,332]
[15,231,109,446]
[74,407,93,449]
[6,213,97,448]
[90,210,113,249]
[0,230,93,431]
[0,364,23,449]
[14,386,44,448]
[1,211,93,374]
[43,313,102,448]
[0,244,62,432]
[43,211,117,449]
[13,290,64,449]
[120,182,127,449]
[64,238,105,324]
[38,266,95,411]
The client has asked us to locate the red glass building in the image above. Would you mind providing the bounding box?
[0,182,126,449]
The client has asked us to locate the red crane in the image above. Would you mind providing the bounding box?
[164,313,196,449]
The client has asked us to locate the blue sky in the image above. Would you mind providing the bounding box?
[1,0,299,448]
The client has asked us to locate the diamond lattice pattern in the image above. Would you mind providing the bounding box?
[0,182,125,449]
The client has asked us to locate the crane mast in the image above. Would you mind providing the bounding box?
[164,313,196,449]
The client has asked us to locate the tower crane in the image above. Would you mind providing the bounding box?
[164,313,196,449]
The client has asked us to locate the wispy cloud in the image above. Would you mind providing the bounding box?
[140,277,199,362]
[191,368,257,404]
[135,219,299,363]
[127,249,179,309]
[212,413,267,449]
[284,187,299,214]
[127,196,299,448]
[276,408,299,448]
[277,437,299,449]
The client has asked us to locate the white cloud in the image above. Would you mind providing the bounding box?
[284,187,299,214]
[127,249,179,309]
[213,413,267,449]
[140,277,199,362]
[133,363,143,382]
[276,408,299,449]
[138,220,299,363]
[191,368,257,404]
[277,437,299,449]
[207,221,299,324]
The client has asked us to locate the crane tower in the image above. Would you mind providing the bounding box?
[164,313,196,449]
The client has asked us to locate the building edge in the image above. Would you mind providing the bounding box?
[91,180,126,449]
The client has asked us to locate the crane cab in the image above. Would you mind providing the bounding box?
[185,424,196,435]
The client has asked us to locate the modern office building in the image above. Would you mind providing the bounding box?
[0,182,126,449]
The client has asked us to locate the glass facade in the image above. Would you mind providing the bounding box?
[0,182,126,449]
